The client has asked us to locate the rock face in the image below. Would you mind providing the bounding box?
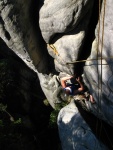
[39,0,94,75]
[57,100,109,150]
[0,0,48,73]
[0,0,113,149]
[83,0,113,126]
[0,38,55,150]
[39,0,113,149]
[39,0,93,43]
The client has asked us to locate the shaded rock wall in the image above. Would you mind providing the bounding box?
[58,100,109,150]
[57,0,113,149]
[0,0,48,73]
[0,0,113,150]
[0,38,49,131]
[83,0,113,126]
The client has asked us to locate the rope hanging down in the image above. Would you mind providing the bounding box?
[96,0,101,139]
[96,1,113,149]
[48,1,113,148]
[99,0,106,112]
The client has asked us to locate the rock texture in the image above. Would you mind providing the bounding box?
[38,73,62,108]
[39,0,94,75]
[0,0,48,73]
[57,0,113,149]
[58,100,109,150]
[39,0,93,42]
[38,0,97,108]
[38,0,96,109]
[83,0,113,126]
[0,0,113,149]
[39,0,113,149]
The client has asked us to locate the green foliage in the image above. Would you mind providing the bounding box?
[49,101,69,128]
[0,60,14,99]
[0,59,61,149]
[43,98,69,128]
[0,102,22,135]
[0,120,4,127]
[0,103,7,112]
[13,118,21,124]
[49,109,59,128]
[43,99,50,106]
[0,108,23,149]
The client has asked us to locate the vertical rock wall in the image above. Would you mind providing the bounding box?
[1,0,113,149]
[39,0,94,75]
[0,0,48,73]
[83,0,113,126]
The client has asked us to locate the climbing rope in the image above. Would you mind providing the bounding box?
[48,1,113,149]
[66,56,113,64]
[47,44,73,74]
[96,0,101,142]
[98,0,106,142]
[47,1,113,148]
[48,44,59,56]
[48,44,113,65]
[96,1,113,149]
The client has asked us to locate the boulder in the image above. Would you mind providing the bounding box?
[0,0,48,73]
[58,100,109,150]
[39,0,94,75]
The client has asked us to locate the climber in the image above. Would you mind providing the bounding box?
[60,75,95,103]
[60,75,84,95]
